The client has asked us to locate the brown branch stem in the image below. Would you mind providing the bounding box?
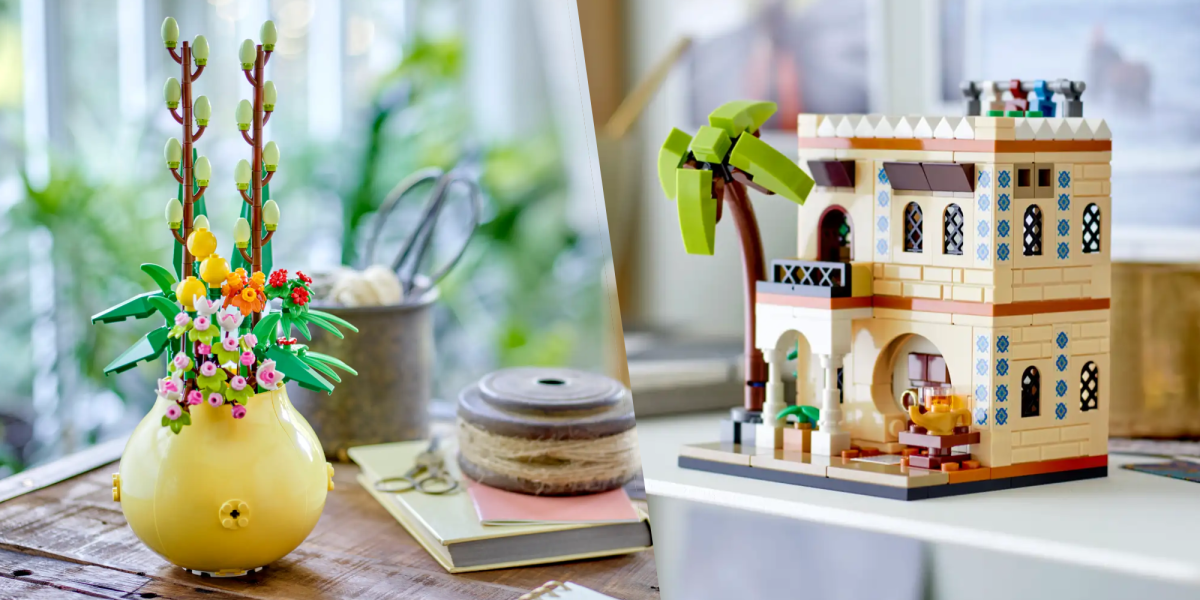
[263,170,275,185]
[261,230,275,246]
[238,246,252,263]
[243,69,256,87]
[241,130,254,146]
[264,50,272,66]
[193,186,207,204]
[170,229,186,245]
[192,125,206,142]
[170,108,183,124]
[263,111,272,125]
[239,189,253,205]
[192,65,205,80]
[168,47,182,64]
[170,168,184,184]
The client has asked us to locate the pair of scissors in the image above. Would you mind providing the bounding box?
[362,153,483,299]
[374,437,460,495]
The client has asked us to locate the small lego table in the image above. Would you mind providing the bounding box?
[0,434,658,600]
[640,411,1200,586]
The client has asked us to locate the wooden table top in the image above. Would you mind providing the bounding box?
[0,458,659,599]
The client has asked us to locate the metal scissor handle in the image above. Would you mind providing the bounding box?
[362,166,482,298]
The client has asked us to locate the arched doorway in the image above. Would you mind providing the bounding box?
[818,206,852,262]
[772,330,818,412]
[869,333,956,439]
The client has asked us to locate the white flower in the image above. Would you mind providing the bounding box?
[157,375,184,401]
[194,297,221,316]
[217,306,245,331]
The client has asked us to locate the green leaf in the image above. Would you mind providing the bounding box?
[775,404,821,425]
[676,169,717,255]
[147,295,181,322]
[140,263,178,296]
[254,312,282,344]
[104,327,171,374]
[303,314,344,339]
[304,351,357,376]
[707,100,777,137]
[294,319,312,341]
[180,411,192,426]
[91,291,163,324]
[161,415,170,427]
[657,128,693,201]
[728,132,815,205]
[170,420,183,434]
[215,345,241,367]
[689,125,732,164]
[266,346,333,394]
[306,309,358,333]
[302,356,341,382]
[197,370,228,391]
[225,386,252,403]
[187,326,219,344]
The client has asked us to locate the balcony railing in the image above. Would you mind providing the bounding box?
[757,259,852,298]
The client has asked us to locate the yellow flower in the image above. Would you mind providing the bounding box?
[241,287,259,302]
[176,277,206,310]
[199,253,231,288]
[250,271,266,288]
[187,227,218,260]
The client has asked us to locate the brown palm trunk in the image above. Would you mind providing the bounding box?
[723,181,766,412]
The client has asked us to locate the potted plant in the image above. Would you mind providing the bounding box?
[94,18,356,577]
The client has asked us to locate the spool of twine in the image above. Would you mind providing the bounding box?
[456,367,639,496]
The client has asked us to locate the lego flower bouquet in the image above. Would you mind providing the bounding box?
[94,18,357,576]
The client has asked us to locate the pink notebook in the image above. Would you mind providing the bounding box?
[466,480,641,525]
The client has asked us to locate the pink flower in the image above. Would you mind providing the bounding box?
[197,343,212,356]
[174,312,191,327]
[230,375,247,391]
[207,392,224,407]
[221,333,240,352]
[256,359,284,390]
[199,361,217,377]
[157,376,183,401]
[193,316,211,331]
[231,404,247,419]
[187,390,203,405]
[242,333,258,348]
[194,297,221,316]
[165,404,182,420]
[240,351,256,366]
[171,352,191,371]
[217,306,244,331]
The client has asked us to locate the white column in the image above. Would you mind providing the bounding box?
[810,353,851,455]
[755,347,785,449]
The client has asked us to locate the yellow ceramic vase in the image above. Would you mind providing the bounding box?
[113,387,334,576]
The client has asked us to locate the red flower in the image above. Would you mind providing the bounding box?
[277,337,298,346]
[268,269,288,288]
[290,286,310,306]
[296,271,312,284]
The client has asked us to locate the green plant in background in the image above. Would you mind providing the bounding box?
[292,26,601,396]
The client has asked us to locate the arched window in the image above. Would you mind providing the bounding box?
[904,202,923,253]
[1021,366,1040,418]
[943,204,964,255]
[818,207,852,262]
[1080,361,1099,411]
[1082,203,1101,254]
[1023,205,1043,256]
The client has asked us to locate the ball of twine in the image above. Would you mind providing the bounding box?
[457,419,640,496]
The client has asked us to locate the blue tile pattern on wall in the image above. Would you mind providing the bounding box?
[976,244,989,261]
[976,359,987,376]
[1056,332,1069,349]
[1057,242,1070,260]
[997,359,1009,377]
[978,170,991,188]
[877,216,888,232]
[878,167,889,185]
[996,384,1009,402]
[1057,219,1069,237]
[998,193,1011,212]
[1056,354,1069,372]
[977,220,990,237]
[997,336,1010,353]
[1058,170,1071,188]
[998,220,1010,238]
[978,194,990,211]
[976,408,988,426]
[878,190,890,208]
[1058,193,1070,212]
[1055,402,1067,420]
[1056,380,1068,397]
[877,239,888,255]
[996,407,1009,426]
[997,243,1010,261]
[998,170,1011,188]
[977,336,988,354]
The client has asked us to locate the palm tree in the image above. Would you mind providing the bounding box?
[657,100,814,414]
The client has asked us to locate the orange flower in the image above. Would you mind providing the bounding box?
[250,271,266,289]
[227,284,266,315]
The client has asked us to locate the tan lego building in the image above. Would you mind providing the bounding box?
[752,112,1111,472]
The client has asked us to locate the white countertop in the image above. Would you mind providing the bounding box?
[637,412,1200,585]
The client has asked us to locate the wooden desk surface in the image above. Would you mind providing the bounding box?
[0,460,659,599]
